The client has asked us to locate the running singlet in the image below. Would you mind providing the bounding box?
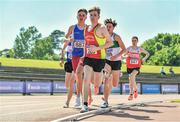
[126,46,141,68]
[106,33,122,61]
[72,24,85,57]
[84,24,106,59]
[66,42,73,62]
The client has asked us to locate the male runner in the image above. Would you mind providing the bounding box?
[125,36,149,100]
[60,39,75,108]
[80,7,113,113]
[101,18,126,108]
[65,9,87,107]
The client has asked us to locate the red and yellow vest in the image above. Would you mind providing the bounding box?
[84,24,106,59]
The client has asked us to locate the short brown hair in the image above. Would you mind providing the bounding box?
[78,8,88,15]
[88,6,100,15]
[104,18,117,27]
[132,36,138,41]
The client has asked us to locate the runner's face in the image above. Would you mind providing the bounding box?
[77,11,87,23]
[106,23,114,34]
[132,39,138,46]
[89,11,99,24]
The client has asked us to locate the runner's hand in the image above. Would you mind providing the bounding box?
[69,38,74,42]
[59,58,64,67]
[89,45,99,53]
[110,55,116,61]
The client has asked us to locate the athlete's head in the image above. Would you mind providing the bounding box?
[132,36,138,46]
[88,7,100,24]
[77,8,87,23]
[104,18,117,34]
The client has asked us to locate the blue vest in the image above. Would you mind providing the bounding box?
[72,24,84,57]
[66,42,72,62]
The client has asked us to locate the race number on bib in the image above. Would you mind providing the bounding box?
[67,53,72,59]
[87,47,97,54]
[74,41,84,48]
[106,48,113,57]
[130,58,138,64]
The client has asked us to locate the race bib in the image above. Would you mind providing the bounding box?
[130,58,138,64]
[106,48,113,57]
[74,41,84,48]
[87,46,97,54]
[67,53,72,59]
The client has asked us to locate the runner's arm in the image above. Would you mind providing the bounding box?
[98,26,113,50]
[114,34,126,57]
[140,48,150,63]
[65,25,74,42]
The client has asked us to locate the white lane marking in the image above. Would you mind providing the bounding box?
[0,101,62,108]
[0,107,59,116]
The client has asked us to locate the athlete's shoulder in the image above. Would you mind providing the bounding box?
[127,46,132,50]
[68,25,75,31]
[114,33,121,39]
[98,24,106,30]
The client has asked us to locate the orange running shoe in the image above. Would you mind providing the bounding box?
[134,90,138,99]
[94,86,99,95]
[88,98,93,105]
[128,94,133,101]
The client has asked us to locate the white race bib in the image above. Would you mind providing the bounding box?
[67,53,72,59]
[87,47,97,54]
[74,41,84,48]
[106,48,113,57]
[130,58,138,64]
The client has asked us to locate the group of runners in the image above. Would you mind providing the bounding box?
[60,7,150,113]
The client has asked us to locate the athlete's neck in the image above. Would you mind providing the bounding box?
[91,22,98,28]
[77,22,85,28]
[132,45,137,48]
[109,32,113,36]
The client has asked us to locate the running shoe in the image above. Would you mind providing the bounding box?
[74,96,81,108]
[101,101,109,108]
[80,105,89,113]
[128,94,133,101]
[63,102,69,108]
[134,90,138,99]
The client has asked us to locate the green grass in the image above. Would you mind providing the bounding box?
[0,57,62,69]
[0,57,180,73]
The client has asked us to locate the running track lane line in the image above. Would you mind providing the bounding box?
[51,100,163,122]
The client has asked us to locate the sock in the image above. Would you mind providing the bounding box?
[77,94,80,98]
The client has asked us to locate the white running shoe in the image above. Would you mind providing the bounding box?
[74,96,81,108]
[80,105,89,113]
[101,101,109,108]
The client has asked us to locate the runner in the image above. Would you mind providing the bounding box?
[125,36,150,100]
[80,7,113,113]
[60,39,75,108]
[65,8,87,107]
[101,18,126,108]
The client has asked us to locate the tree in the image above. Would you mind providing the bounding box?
[50,30,65,50]
[13,26,41,58]
[31,37,54,60]
[141,33,180,66]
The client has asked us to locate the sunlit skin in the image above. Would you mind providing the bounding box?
[102,22,126,103]
[62,10,88,107]
[77,11,87,27]
[126,37,150,100]
[81,9,113,111]
[89,11,100,27]
[106,23,114,35]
